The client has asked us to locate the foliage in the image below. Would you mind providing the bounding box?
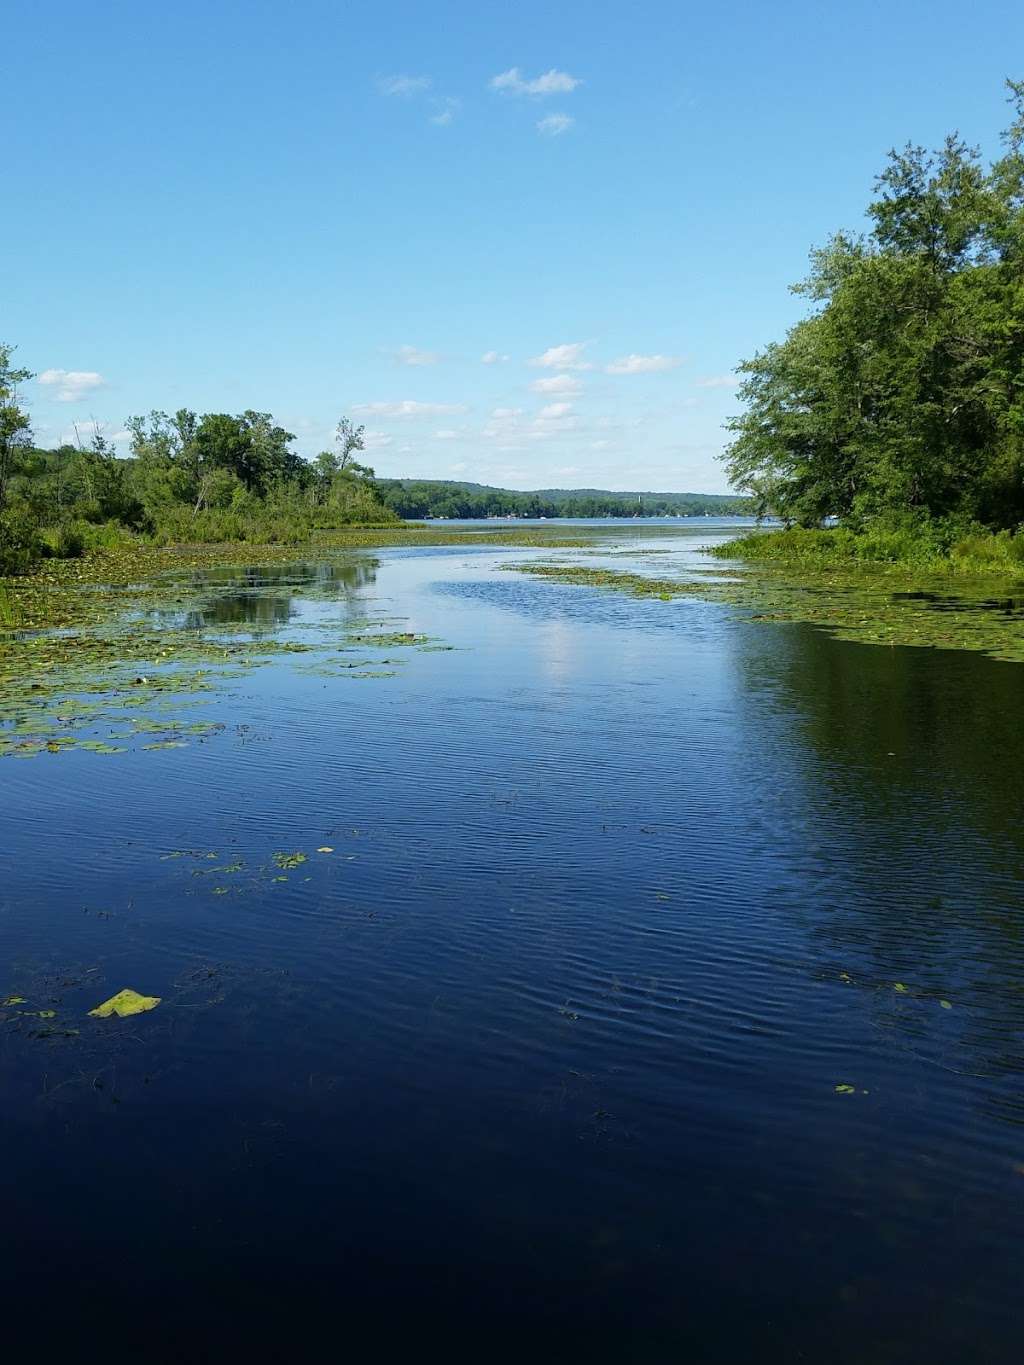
[724,80,1024,538]
[0,345,33,517]
[378,479,747,520]
[0,398,400,572]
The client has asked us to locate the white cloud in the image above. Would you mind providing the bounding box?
[378,75,431,97]
[695,374,735,389]
[449,461,467,472]
[529,374,583,396]
[605,354,684,375]
[430,97,460,126]
[528,342,591,370]
[539,402,573,419]
[352,400,469,417]
[434,429,459,439]
[537,113,574,137]
[591,439,611,450]
[38,368,107,402]
[395,345,440,366]
[490,67,581,97]
[481,350,510,364]
[363,430,393,450]
[482,407,525,440]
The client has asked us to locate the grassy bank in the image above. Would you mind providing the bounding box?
[710,524,1024,576]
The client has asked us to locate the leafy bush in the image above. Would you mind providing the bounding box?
[713,518,1024,574]
[0,507,45,574]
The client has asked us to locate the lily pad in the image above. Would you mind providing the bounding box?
[88,988,162,1019]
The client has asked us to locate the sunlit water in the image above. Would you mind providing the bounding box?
[3,521,1023,1362]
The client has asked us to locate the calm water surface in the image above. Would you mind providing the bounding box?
[2,522,1023,1361]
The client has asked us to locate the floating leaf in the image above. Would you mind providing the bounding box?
[893,982,908,993]
[317,846,334,854]
[3,995,26,1006]
[88,988,161,1019]
[834,1084,856,1095]
[272,851,307,869]
[939,999,953,1009]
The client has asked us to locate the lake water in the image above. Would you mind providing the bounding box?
[3,520,1023,1361]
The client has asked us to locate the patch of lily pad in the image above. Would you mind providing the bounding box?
[508,559,1024,665]
[1,550,459,759]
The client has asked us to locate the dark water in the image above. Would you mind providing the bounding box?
[3,526,1023,1362]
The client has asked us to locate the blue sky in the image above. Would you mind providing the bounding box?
[5,0,1023,492]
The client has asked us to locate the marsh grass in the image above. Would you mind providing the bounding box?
[711,525,1024,575]
[0,587,17,628]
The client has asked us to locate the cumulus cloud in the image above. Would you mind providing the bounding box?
[529,374,583,396]
[490,67,581,96]
[537,113,574,136]
[395,345,440,366]
[378,74,431,97]
[528,342,591,370]
[605,354,683,375]
[352,400,468,417]
[482,407,525,441]
[481,350,510,364]
[538,402,573,419]
[38,368,107,402]
[695,374,736,389]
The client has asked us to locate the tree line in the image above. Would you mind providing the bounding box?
[725,80,1024,543]
[378,480,746,520]
[0,365,397,572]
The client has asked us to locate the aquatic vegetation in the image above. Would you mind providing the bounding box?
[88,989,162,1019]
[272,852,307,870]
[344,631,428,646]
[0,542,464,760]
[509,556,1024,665]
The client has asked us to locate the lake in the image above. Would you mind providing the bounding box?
[3,519,1022,1362]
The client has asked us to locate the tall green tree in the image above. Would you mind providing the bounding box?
[724,81,1024,531]
[0,344,33,514]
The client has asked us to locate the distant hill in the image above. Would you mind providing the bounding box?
[378,479,748,520]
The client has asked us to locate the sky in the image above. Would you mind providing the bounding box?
[4,0,1023,493]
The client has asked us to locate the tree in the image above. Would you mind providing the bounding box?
[0,344,33,514]
[335,417,366,472]
[723,80,1024,531]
